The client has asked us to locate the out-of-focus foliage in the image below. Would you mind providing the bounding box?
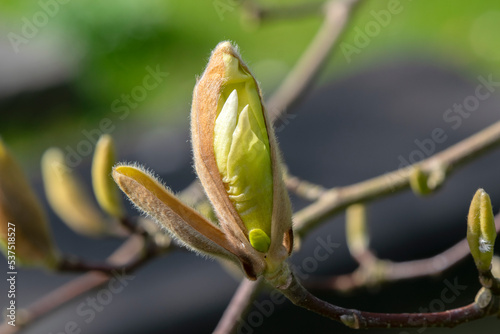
[1,0,500,157]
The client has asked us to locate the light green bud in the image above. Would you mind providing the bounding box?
[467,188,497,272]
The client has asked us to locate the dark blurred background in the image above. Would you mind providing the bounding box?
[1,0,500,333]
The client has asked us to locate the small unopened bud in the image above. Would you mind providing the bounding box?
[0,139,58,268]
[409,166,432,196]
[92,135,124,218]
[41,148,109,236]
[346,204,369,258]
[467,188,497,272]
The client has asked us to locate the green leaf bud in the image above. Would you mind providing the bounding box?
[467,188,497,272]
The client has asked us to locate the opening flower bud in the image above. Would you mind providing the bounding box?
[0,139,59,268]
[114,41,293,283]
[92,134,124,218]
[192,41,293,267]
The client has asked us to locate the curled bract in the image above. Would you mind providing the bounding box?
[114,41,293,285]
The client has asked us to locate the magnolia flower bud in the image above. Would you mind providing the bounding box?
[112,164,264,278]
[114,41,294,285]
[0,139,58,267]
[41,148,109,236]
[92,135,124,218]
[191,41,293,281]
[467,188,497,272]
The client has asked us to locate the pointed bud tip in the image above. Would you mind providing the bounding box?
[113,164,146,181]
[214,41,237,55]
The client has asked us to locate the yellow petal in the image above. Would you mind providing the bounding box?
[92,135,124,218]
[225,104,272,239]
[42,148,108,236]
[0,139,58,267]
[214,89,239,176]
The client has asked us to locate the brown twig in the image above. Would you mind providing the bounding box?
[307,214,500,292]
[213,278,263,334]
[280,272,497,329]
[294,120,500,238]
[284,172,327,201]
[56,238,161,275]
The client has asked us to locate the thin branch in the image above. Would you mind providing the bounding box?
[119,216,147,236]
[213,278,263,334]
[266,0,363,122]
[307,214,500,292]
[0,235,175,333]
[280,272,497,329]
[285,172,327,201]
[294,120,500,238]
[56,238,163,275]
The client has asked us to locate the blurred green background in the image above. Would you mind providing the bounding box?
[1,0,500,168]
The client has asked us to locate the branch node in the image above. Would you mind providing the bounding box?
[340,312,360,329]
[475,287,493,309]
